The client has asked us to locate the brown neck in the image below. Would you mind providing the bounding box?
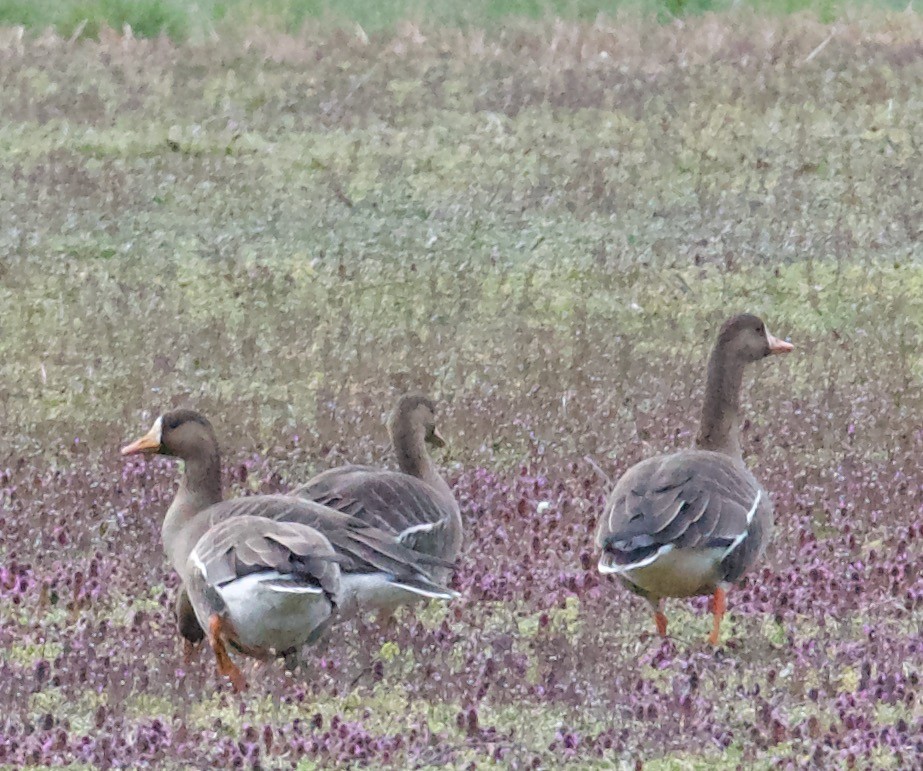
[695,344,745,458]
[162,448,223,572]
[392,423,453,502]
[391,412,463,561]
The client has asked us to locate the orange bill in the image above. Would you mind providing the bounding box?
[121,416,163,456]
[767,332,794,355]
[430,427,447,448]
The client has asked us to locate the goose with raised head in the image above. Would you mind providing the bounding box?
[595,314,793,645]
[293,394,462,574]
[122,410,457,689]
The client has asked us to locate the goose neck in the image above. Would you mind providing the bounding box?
[161,450,222,572]
[695,344,745,458]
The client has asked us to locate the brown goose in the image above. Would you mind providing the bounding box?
[181,514,341,692]
[595,314,793,645]
[293,394,462,572]
[122,410,457,689]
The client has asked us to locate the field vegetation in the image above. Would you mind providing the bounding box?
[0,0,912,41]
[0,4,921,769]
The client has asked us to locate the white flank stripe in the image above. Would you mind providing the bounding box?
[722,490,761,559]
[262,581,324,595]
[746,490,761,525]
[397,520,440,542]
[598,543,675,575]
[190,549,208,580]
[392,581,459,600]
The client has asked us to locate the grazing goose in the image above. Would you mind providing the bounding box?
[122,410,457,688]
[181,514,341,692]
[595,314,793,645]
[293,394,462,573]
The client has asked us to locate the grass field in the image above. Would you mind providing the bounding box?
[0,5,922,769]
[0,0,914,39]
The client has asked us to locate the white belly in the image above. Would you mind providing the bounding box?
[213,572,333,653]
[624,548,725,598]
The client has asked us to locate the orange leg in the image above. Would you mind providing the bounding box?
[208,615,246,692]
[654,599,668,637]
[654,611,668,637]
[708,586,727,646]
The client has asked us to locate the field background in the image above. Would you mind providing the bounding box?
[0,0,913,41]
[0,1,922,768]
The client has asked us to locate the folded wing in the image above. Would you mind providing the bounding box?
[597,450,771,584]
[293,466,457,555]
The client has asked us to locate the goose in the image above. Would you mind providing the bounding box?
[122,410,456,688]
[595,314,793,645]
[292,394,462,574]
[179,513,341,692]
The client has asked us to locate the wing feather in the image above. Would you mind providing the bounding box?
[597,450,767,572]
[192,495,454,591]
[192,516,342,602]
[292,467,458,559]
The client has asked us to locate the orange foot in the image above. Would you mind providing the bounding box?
[652,598,668,637]
[654,610,668,637]
[208,614,247,692]
[707,586,727,646]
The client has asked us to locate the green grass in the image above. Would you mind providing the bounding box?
[0,0,195,39]
[0,0,911,39]
[0,9,921,459]
[0,13,920,767]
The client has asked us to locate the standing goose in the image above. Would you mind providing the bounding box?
[293,394,462,573]
[122,410,457,688]
[180,514,341,692]
[595,314,793,645]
